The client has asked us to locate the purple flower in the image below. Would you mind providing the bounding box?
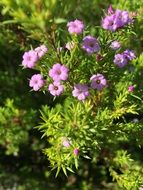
[49,63,69,81]
[82,35,100,54]
[102,9,133,31]
[114,10,132,27]
[110,41,121,50]
[102,14,117,31]
[123,49,136,61]
[35,44,48,58]
[65,41,75,50]
[90,74,107,90]
[67,19,84,34]
[73,148,79,156]
[29,74,44,91]
[48,82,64,96]
[128,85,134,92]
[113,53,128,68]
[72,84,89,101]
[22,50,38,68]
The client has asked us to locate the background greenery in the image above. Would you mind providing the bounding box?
[0,0,143,189]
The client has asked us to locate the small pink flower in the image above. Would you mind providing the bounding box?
[29,74,44,91]
[34,44,48,58]
[128,85,134,92]
[73,148,79,156]
[113,53,128,68]
[110,41,121,50]
[49,63,69,81]
[123,49,136,61]
[72,84,89,101]
[22,50,38,68]
[67,19,84,34]
[48,82,64,96]
[90,74,107,90]
[82,35,100,54]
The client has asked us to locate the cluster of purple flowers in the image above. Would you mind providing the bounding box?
[72,73,107,101]
[48,63,69,96]
[22,45,48,69]
[22,45,47,91]
[102,6,133,31]
[67,20,100,55]
[22,9,136,100]
[114,49,136,68]
[22,45,48,91]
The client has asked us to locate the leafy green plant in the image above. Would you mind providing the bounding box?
[20,4,142,188]
[0,99,36,155]
[1,0,143,189]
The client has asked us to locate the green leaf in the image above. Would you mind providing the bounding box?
[83,155,91,159]
[62,166,67,176]
[67,167,75,173]
[55,166,61,178]
[74,158,78,169]
[54,18,67,24]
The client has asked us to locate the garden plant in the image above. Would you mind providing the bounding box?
[0,0,143,189]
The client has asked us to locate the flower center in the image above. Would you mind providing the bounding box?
[34,80,38,84]
[96,79,101,84]
[54,86,58,90]
[89,42,95,48]
[109,20,114,26]
[79,90,83,94]
[118,58,122,62]
[27,56,31,61]
[72,23,77,28]
[56,70,61,75]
